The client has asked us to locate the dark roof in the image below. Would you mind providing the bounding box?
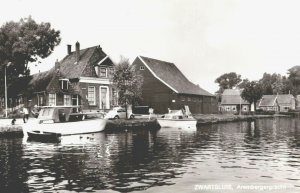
[259,95,277,107]
[138,56,213,96]
[221,89,250,105]
[59,46,103,79]
[8,69,55,97]
[7,45,108,97]
[28,68,56,92]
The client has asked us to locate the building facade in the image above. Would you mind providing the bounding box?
[258,94,295,112]
[131,56,217,114]
[2,42,117,114]
[219,89,251,113]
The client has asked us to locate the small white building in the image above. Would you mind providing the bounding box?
[258,94,295,112]
[219,89,251,113]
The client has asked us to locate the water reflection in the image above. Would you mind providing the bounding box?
[0,117,300,192]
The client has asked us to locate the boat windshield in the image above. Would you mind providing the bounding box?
[40,108,54,118]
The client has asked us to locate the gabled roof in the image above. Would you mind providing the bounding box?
[259,94,295,107]
[138,56,213,96]
[59,46,107,79]
[8,69,56,97]
[8,45,109,97]
[277,94,294,104]
[221,89,250,105]
[259,95,277,107]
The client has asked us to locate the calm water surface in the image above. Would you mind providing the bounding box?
[1,117,300,193]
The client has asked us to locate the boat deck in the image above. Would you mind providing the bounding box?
[23,118,107,136]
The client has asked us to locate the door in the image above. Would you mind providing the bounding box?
[100,86,109,109]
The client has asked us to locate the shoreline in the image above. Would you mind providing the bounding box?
[0,114,293,137]
[195,114,290,125]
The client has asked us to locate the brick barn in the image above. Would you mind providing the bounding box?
[131,56,217,114]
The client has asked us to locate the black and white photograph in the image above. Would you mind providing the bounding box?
[0,0,300,192]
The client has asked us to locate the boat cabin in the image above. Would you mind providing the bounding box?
[38,106,84,123]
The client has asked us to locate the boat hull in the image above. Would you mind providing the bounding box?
[157,118,197,129]
[23,118,107,137]
[27,131,62,143]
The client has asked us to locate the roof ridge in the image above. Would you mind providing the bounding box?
[77,47,95,76]
[138,55,213,96]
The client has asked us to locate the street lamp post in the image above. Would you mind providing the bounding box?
[4,62,11,118]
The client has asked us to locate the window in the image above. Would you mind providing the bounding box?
[187,97,191,101]
[72,95,79,106]
[64,95,71,106]
[88,86,96,105]
[140,66,145,70]
[60,79,68,90]
[181,96,185,101]
[100,67,107,77]
[49,94,56,106]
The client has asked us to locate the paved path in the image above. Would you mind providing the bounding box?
[0,118,26,126]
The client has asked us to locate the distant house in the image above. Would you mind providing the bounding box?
[258,94,295,112]
[131,56,217,114]
[219,89,250,113]
[2,42,117,113]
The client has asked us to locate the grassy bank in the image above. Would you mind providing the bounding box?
[194,114,286,125]
[105,118,160,131]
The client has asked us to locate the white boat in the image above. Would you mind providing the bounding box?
[22,106,107,142]
[156,106,197,129]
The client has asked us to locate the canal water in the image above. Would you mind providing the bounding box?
[0,117,300,193]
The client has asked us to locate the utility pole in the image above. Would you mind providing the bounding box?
[5,62,11,118]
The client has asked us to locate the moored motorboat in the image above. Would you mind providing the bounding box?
[22,106,107,141]
[156,106,197,129]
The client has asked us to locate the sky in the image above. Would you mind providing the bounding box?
[1,0,300,93]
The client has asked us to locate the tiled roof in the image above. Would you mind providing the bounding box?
[8,69,55,97]
[259,94,294,107]
[277,94,294,104]
[138,56,213,96]
[59,46,107,79]
[8,45,109,96]
[221,89,250,105]
[259,95,277,107]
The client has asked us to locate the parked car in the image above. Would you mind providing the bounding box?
[104,106,134,119]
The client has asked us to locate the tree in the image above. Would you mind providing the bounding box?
[112,57,143,119]
[0,16,61,96]
[259,73,281,95]
[215,72,242,93]
[241,81,263,111]
[237,78,250,89]
[288,66,300,94]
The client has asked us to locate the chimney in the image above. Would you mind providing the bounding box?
[67,44,72,55]
[76,41,80,63]
[55,59,60,70]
